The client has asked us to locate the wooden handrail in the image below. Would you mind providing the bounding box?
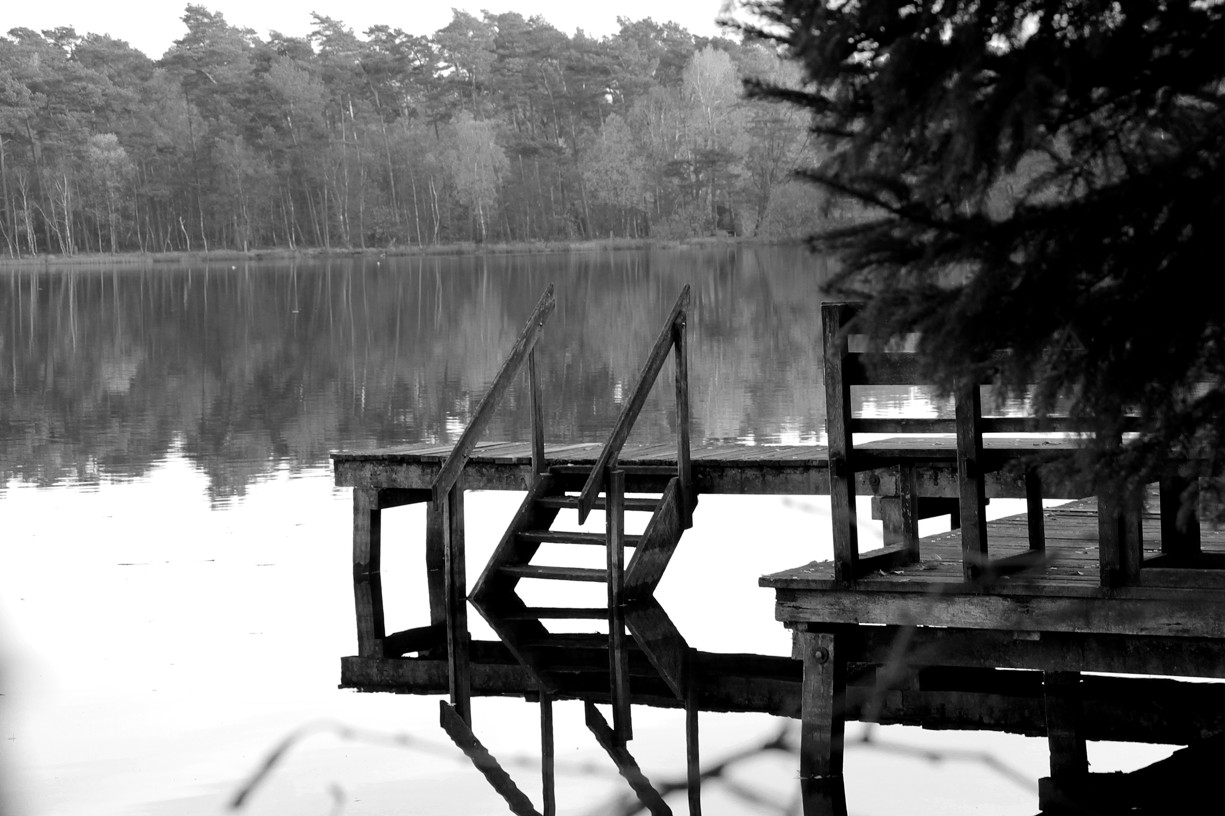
[431,284,556,502]
[577,285,691,523]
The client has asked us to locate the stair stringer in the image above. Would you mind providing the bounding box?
[623,599,690,699]
[623,477,692,600]
[471,591,567,694]
[471,475,563,602]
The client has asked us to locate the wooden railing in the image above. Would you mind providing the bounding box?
[823,301,1206,589]
[430,283,556,725]
[576,285,693,525]
[431,284,557,502]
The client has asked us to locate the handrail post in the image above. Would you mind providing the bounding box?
[443,475,472,724]
[607,466,632,740]
[529,348,546,477]
[673,311,693,528]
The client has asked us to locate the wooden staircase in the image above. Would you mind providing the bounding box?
[470,464,696,704]
[420,284,697,814]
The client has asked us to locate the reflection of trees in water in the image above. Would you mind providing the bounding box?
[0,247,834,499]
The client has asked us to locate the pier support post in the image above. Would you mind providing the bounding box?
[426,494,448,629]
[1039,671,1089,811]
[440,479,472,724]
[798,629,848,816]
[353,488,385,657]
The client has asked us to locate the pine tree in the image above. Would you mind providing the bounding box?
[743,0,1225,511]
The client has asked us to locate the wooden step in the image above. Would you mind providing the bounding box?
[500,606,608,620]
[539,650,661,676]
[536,495,661,512]
[516,530,643,547]
[547,464,678,491]
[497,565,607,582]
[522,632,622,648]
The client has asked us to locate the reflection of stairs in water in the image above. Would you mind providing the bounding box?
[470,464,695,703]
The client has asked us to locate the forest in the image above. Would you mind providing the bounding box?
[0,5,827,257]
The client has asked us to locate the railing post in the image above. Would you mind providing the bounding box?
[353,488,385,657]
[955,378,988,581]
[674,313,693,528]
[529,347,546,477]
[607,466,632,740]
[822,303,859,583]
[442,476,472,724]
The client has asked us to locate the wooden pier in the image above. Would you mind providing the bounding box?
[330,289,1225,816]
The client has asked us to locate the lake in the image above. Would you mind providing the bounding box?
[0,247,1164,816]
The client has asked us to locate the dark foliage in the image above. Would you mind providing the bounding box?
[743,0,1225,509]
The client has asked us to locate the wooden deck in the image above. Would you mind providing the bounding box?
[765,494,1225,647]
[331,437,1084,497]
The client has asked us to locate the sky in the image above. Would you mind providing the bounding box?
[6,1,742,58]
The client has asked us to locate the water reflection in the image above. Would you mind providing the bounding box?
[1,247,838,503]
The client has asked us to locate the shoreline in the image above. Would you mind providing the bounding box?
[0,235,796,269]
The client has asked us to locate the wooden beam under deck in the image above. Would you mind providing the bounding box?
[339,646,1225,746]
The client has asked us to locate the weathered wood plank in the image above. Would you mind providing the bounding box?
[584,702,672,816]
[498,565,607,582]
[440,701,543,816]
[772,587,1225,638]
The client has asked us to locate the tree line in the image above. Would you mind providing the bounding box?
[0,5,827,257]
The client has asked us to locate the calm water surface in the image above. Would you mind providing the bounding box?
[0,248,1160,816]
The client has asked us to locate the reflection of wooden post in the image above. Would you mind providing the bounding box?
[798,629,847,816]
[443,478,472,724]
[1040,671,1088,811]
[353,488,385,657]
[686,693,701,816]
[607,467,632,740]
[541,691,556,816]
[584,703,670,816]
